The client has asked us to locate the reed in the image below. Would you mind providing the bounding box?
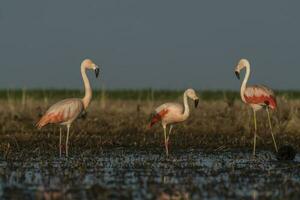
[0,91,299,153]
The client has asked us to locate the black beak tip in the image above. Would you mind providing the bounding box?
[95,68,100,78]
[235,71,240,80]
[195,99,199,108]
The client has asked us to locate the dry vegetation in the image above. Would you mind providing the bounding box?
[1,90,300,199]
[0,90,300,157]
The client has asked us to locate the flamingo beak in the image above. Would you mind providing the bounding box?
[235,71,240,80]
[194,99,199,108]
[95,67,100,78]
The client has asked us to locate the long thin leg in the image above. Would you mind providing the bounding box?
[253,110,257,157]
[163,124,168,156]
[166,125,173,143]
[66,124,71,157]
[59,127,62,157]
[266,108,278,152]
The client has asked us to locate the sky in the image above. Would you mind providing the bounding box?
[0,1,300,90]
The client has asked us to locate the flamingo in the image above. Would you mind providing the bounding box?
[234,58,278,156]
[36,59,100,157]
[148,88,199,156]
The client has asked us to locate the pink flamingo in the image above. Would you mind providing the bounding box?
[36,59,100,157]
[149,89,199,156]
[235,58,278,156]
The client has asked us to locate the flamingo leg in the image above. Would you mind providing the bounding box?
[66,124,71,157]
[59,127,62,157]
[163,124,168,156]
[253,109,257,156]
[166,125,173,143]
[266,108,278,152]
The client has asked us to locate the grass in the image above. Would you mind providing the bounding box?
[0,89,300,157]
[1,89,300,199]
[2,89,300,101]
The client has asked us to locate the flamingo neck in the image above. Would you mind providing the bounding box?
[182,92,190,120]
[81,65,92,109]
[241,65,250,102]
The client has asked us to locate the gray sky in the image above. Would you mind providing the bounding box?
[0,1,300,90]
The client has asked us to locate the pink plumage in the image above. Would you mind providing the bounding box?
[36,59,100,157]
[149,108,169,128]
[36,99,84,129]
[149,89,199,156]
[244,85,277,110]
[235,59,278,156]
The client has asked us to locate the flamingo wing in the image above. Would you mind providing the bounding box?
[36,98,84,129]
[149,103,183,128]
[244,85,277,109]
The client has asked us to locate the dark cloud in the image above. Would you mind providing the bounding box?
[0,1,299,90]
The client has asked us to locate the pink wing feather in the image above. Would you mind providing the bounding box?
[244,85,277,109]
[36,98,84,129]
[148,109,169,128]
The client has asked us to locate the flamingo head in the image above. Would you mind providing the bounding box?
[185,88,199,108]
[235,58,250,80]
[82,59,100,78]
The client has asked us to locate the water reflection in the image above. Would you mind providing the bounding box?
[0,149,299,199]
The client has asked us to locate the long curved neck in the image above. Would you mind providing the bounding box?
[240,65,250,102]
[81,65,92,109]
[182,92,190,120]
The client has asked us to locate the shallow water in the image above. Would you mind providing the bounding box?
[0,149,300,199]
